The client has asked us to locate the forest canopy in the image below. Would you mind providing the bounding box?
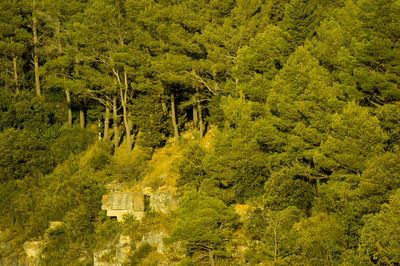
[1,0,400,264]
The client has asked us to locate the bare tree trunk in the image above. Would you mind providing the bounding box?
[113,96,119,148]
[33,46,40,96]
[32,0,41,97]
[12,56,19,94]
[121,100,132,153]
[196,88,204,140]
[56,20,73,128]
[65,89,72,126]
[192,94,198,136]
[111,66,131,152]
[104,106,110,140]
[121,70,132,153]
[170,92,179,145]
[128,112,134,146]
[80,106,85,128]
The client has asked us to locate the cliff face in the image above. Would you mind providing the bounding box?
[100,190,178,221]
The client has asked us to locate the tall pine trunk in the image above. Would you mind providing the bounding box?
[196,88,204,140]
[32,0,40,97]
[80,106,85,128]
[56,20,72,127]
[65,89,72,126]
[192,94,198,136]
[13,56,19,94]
[121,70,131,153]
[104,106,110,140]
[113,96,119,148]
[121,101,132,153]
[170,92,179,145]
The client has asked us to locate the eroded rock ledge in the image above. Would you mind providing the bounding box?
[101,187,177,221]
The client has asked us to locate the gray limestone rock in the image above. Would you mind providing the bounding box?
[141,232,167,253]
[149,191,178,214]
[101,192,145,221]
[23,240,43,266]
[93,235,131,266]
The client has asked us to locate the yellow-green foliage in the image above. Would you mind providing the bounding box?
[1,0,400,265]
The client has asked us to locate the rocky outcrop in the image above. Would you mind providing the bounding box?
[141,232,167,253]
[101,188,177,221]
[23,240,43,266]
[93,235,131,266]
[147,190,178,214]
[101,192,145,221]
[48,221,62,230]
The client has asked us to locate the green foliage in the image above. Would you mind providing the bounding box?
[172,192,240,262]
[41,226,75,266]
[0,180,16,228]
[281,0,326,47]
[267,46,343,133]
[358,189,400,264]
[0,128,53,182]
[3,153,107,262]
[131,93,169,148]
[88,153,110,171]
[233,25,291,101]
[1,0,400,264]
[245,206,302,264]
[353,0,400,103]
[376,103,400,148]
[201,97,270,202]
[291,213,346,265]
[50,125,95,164]
[357,151,400,214]
[315,102,387,174]
[94,216,122,250]
[264,165,316,212]
[126,242,154,265]
[177,143,207,192]
[87,141,114,173]
[1,93,61,132]
[106,148,151,182]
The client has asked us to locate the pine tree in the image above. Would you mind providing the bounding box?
[171,191,240,265]
[0,0,30,94]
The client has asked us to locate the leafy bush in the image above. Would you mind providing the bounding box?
[88,153,110,171]
[0,128,54,181]
[127,243,154,265]
[50,125,95,163]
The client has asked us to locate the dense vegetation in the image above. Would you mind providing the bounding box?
[1,0,400,264]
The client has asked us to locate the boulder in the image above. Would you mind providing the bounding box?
[48,221,62,230]
[23,241,43,259]
[141,232,167,253]
[101,192,145,221]
[149,191,177,214]
[23,240,43,266]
